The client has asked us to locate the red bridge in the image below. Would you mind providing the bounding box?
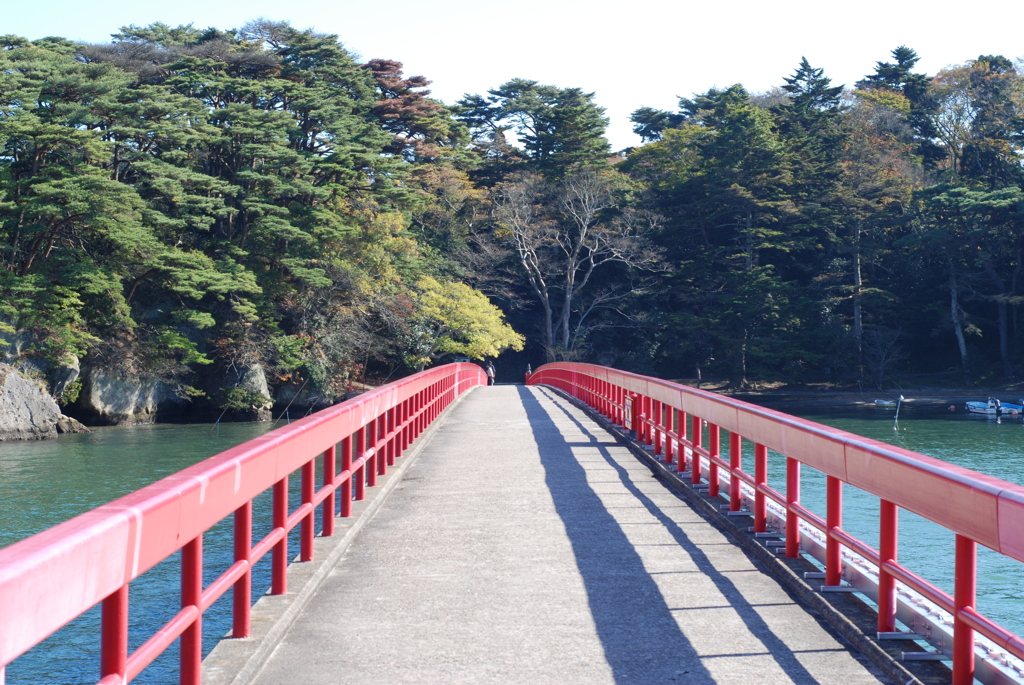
[1,363,1023,684]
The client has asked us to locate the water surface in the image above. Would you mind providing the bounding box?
[2,406,1023,681]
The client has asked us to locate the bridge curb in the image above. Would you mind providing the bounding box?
[538,384,935,685]
[201,385,481,685]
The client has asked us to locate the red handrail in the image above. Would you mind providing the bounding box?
[0,363,485,684]
[528,362,1024,685]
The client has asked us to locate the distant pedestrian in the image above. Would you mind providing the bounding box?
[486,361,496,386]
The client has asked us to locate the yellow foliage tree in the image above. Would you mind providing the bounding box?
[406,276,525,369]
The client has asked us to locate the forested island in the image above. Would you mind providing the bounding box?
[1,20,1023,427]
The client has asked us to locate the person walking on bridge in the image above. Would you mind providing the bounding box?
[486,361,496,385]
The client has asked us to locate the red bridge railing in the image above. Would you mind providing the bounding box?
[528,362,1024,685]
[0,363,484,685]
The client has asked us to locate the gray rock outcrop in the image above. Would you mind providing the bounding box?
[51,354,81,401]
[76,367,185,425]
[216,364,274,422]
[274,380,333,413]
[237,364,273,410]
[0,363,62,440]
[56,415,89,434]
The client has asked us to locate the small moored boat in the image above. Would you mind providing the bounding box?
[965,397,1024,415]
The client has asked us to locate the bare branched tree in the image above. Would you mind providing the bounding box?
[493,170,664,361]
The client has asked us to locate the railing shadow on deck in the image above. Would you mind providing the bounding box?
[517,385,830,685]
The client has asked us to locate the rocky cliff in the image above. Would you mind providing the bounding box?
[75,367,186,425]
[0,363,87,440]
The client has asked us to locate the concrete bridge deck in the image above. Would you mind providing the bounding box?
[234,385,890,684]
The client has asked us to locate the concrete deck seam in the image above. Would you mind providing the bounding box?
[201,385,481,685]
[535,384,927,685]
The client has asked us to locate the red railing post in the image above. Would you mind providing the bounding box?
[387,409,395,466]
[677,411,688,474]
[377,415,387,476]
[642,396,653,446]
[366,423,378,488]
[953,534,977,684]
[180,535,202,685]
[356,427,368,497]
[400,399,410,453]
[100,584,128,682]
[878,499,898,632]
[706,424,719,497]
[322,445,336,537]
[341,435,353,516]
[630,393,641,439]
[690,415,702,484]
[826,475,843,586]
[653,400,663,455]
[232,501,252,638]
[729,432,742,511]
[665,408,676,465]
[272,477,288,594]
[300,458,315,562]
[414,391,422,437]
[785,457,800,557]
[754,443,767,532]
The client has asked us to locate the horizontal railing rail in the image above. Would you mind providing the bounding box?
[0,363,485,685]
[528,362,1024,685]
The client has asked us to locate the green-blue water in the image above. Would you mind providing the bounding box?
[772,407,1024,639]
[0,422,284,685]
[2,408,1023,682]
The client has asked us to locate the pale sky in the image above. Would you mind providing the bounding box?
[4,0,1024,150]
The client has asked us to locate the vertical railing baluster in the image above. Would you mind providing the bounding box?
[953,534,977,684]
[400,399,410,453]
[272,478,288,594]
[785,457,800,557]
[653,400,663,455]
[376,414,387,477]
[677,411,688,474]
[233,501,252,637]
[754,443,767,532]
[354,427,366,497]
[708,424,720,498]
[366,422,378,488]
[630,393,639,438]
[100,584,128,683]
[644,396,653,446]
[878,499,898,632]
[825,476,842,586]
[690,415,703,484]
[387,408,396,466]
[341,435,354,515]
[300,459,314,562]
[322,445,336,537]
[729,432,742,512]
[665,408,676,465]
[180,535,202,685]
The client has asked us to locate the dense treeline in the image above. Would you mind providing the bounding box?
[0,21,523,414]
[2,22,1023,416]
[623,50,1024,387]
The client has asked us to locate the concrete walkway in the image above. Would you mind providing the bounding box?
[249,385,889,684]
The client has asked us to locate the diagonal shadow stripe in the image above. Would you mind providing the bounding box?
[532,385,829,685]
[517,386,718,684]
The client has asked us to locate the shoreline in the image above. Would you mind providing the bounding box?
[681,380,1024,412]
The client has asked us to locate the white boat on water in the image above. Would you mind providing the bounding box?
[965,397,1024,415]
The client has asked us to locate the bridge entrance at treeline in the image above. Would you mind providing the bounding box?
[2,363,1024,685]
